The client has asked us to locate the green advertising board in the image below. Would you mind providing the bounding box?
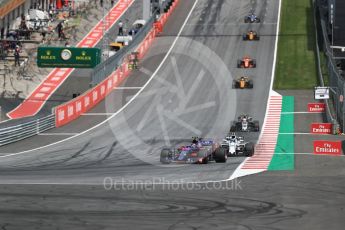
[37,47,101,68]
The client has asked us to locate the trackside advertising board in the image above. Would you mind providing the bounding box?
[308,103,325,112]
[37,47,101,68]
[310,123,332,134]
[313,140,342,155]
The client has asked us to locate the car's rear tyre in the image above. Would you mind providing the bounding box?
[237,60,242,68]
[254,120,260,131]
[256,19,261,23]
[248,80,254,88]
[230,121,238,132]
[236,122,242,131]
[252,60,256,68]
[244,143,254,156]
[214,147,227,163]
[232,80,238,89]
[160,148,172,164]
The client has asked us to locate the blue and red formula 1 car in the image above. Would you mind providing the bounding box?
[160,138,228,164]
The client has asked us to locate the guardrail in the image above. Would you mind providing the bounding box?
[0,0,180,146]
[91,11,157,85]
[314,0,344,132]
[0,114,55,146]
[313,0,335,126]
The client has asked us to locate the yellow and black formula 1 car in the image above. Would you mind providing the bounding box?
[237,56,256,68]
[243,30,260,41]
[233,76,253,89]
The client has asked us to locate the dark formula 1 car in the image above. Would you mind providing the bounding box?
[244,11,261,23]
[219,133,254,156]
[233,76,253,89]
[230,114,260,132]
[243,30,260,41]
[237,56,256,68]
[160,138,227,164]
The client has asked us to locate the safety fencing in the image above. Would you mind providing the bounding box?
[0,114,55,146]
[91,0,176,85]
[55,0,180,127]
[91,12,157,85]
[314,0,343,132]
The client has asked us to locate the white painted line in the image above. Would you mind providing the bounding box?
[257,0,283,141]
[281,111,325,114]
[82,113,115,116]
[231,0,283,180]
[279,132,331,135]
[114,87,143,90]
[185,22,277,26]
[38,133,78,136]
[253,152,345,157]
[0,0,199,159]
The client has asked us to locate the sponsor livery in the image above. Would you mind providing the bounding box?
[310,123,332,134]
[313,141,342,155]
[308,103,325,112]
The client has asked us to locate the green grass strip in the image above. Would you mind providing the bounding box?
[274,0,318,89]
[268,96,295,170]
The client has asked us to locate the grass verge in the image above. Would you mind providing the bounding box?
[274,0,318,89]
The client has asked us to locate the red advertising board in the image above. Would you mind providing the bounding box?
[313,140,342,155]
[310,123,332,134]
[308,103,325,112]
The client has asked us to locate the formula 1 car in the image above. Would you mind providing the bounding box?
[219,133,255,156]
[237,56,256,68]
[160,137,228,164]
[244,11,261,23]
[230,114,260,132]
[243,30,260,41]
[233,76,253,89]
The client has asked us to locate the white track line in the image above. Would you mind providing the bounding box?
[230,0,283,180]
[114,87,143,90]
[0,0,199,158]
[279,132,331,135]
[281,111,325,114]
[38,133,79,136]
[267,152,345,157]
[258,1,282,141]
[82,113,115,116]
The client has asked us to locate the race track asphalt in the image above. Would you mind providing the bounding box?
[4,1,339,230]
[0,0,279,183]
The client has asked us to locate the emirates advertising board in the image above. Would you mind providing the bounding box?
[313,141,342,155]
[308,103,325,112]
[310,123,332,134]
